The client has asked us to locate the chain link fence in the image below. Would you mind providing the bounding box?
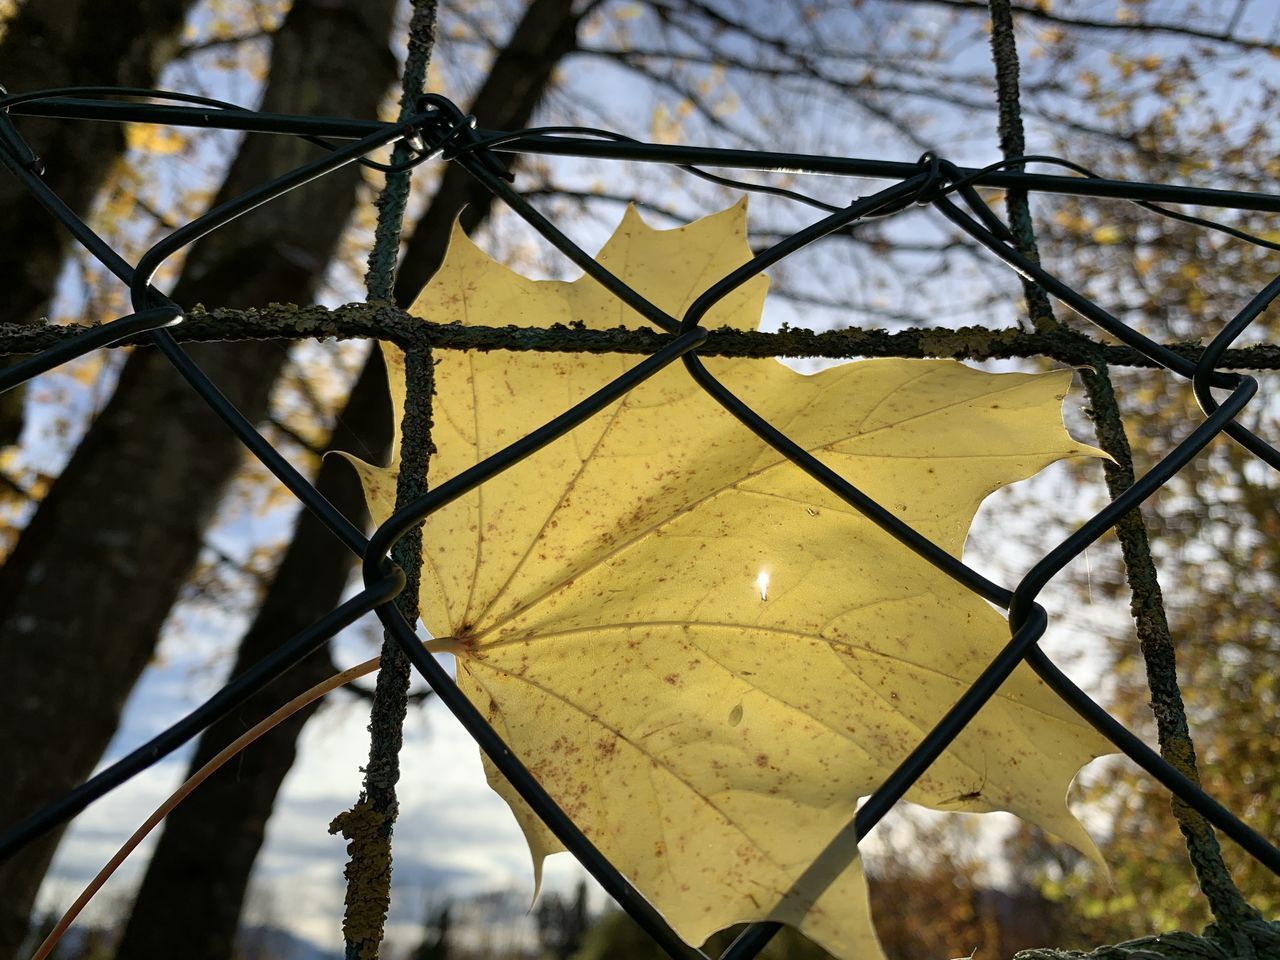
[1,36,1278,960]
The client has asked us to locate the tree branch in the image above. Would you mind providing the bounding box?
[984,0,1261,933]
[8,303,1280,370]
[912,0,1280,54]
[1013,920,1280,960]
[176,28,273,59]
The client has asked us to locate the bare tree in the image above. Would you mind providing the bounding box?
[0,1,398,954]
[0,0,195,446]
[111,5,588,957]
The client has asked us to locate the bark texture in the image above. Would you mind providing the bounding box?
[112,352,393,960]
[0,1,396,956]
[117,2,585,956]
[0,0,195,444]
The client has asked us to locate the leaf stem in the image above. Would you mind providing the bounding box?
[33,656,383,960]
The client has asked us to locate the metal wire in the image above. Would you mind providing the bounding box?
[0,571,405,862]
[1,87,1277,960]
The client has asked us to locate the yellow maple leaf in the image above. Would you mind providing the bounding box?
[344,201,1110,959]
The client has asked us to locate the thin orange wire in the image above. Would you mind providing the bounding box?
[32,654,383,960]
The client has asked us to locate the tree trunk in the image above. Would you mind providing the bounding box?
[0,1,397,956]
[393,0,588,302]
[114,1,586,955]
[0,0,195,445]
[111,351,394,960]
